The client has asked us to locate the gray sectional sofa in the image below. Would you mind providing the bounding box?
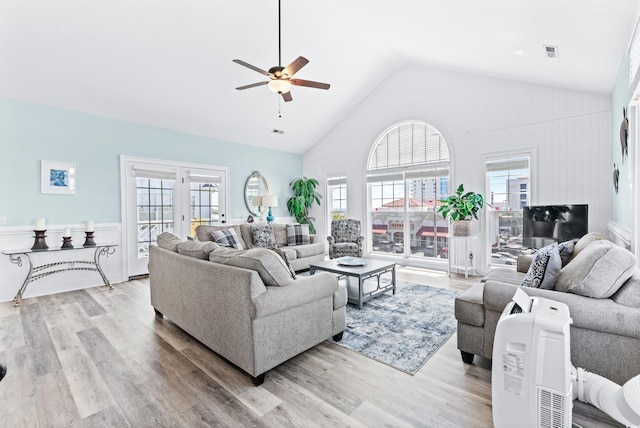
[149,232,346,385]
[455,233,640,385]
[194,223,325,272]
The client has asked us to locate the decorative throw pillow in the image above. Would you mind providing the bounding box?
[251,225,276,249]
[271,247,296,279]
[177,240,219,259]
[568,231,606,263]
[521,243,557,288]
[286,224,310,246]
[554,240,637,298]
[224,248,294,286]
[156,232,183,252]
[539,245,562,290]
[557,239,577,266]
[211,228,244,250]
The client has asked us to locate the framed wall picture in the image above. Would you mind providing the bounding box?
[41,160,76,195]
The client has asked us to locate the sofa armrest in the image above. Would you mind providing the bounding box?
[252,271,338,319]
[517,255,533,273]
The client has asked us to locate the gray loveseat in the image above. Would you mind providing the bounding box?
[195,223,325,272]
[149,234,346,385]
[455,233,640,385]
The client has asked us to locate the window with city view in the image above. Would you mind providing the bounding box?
[367,121,450,260]
[485,156,531,266]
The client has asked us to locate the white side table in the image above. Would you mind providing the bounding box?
[448,236,477,278]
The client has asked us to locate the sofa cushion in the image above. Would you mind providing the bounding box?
[157,232,182,252]
[212,228,244,250]
[521,243,558,288]
[291,242,325,259]
[177,240,219,259]
[210,247,294,286]
[280,247,297,260]
[481,268,525,286]
[286,224,310,246]
[611,268,640,308]
[555,240,637,298]
[251,225,276,249]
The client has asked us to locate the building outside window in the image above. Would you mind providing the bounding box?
[485,155,530,266]
[367,121,450,259]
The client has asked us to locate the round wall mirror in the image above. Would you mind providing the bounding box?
[245,171,269,216]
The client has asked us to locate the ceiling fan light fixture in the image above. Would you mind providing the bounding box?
[268,79,292,94]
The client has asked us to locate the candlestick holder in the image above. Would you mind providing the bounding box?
[83,231,96,247]
[31,230,49,251]
[61,236,74,249]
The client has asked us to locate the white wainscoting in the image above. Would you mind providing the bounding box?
[607,221,633,251]
[0,223,125,303]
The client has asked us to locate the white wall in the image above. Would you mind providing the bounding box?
[304,64,611,269]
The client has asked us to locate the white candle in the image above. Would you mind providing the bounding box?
[85,220,94,232]
[35,218,46,231]
[63,227,71,237]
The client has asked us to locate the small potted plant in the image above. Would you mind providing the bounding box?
[438,184,485,236]
[287,177,322,234]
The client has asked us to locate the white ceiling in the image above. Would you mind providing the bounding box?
[1,1,639,154]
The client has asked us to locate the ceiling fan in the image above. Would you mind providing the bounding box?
[232,0,330,102]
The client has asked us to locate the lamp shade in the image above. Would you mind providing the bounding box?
[252,196,263,206]
[262,195,278,207]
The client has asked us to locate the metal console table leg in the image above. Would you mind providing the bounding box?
[4,245,117,307]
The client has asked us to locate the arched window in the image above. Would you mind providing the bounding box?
[367,121,451,260]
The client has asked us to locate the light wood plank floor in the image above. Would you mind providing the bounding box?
[0,267,620,427]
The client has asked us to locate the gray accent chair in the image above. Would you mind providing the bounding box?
[327,219,364,259]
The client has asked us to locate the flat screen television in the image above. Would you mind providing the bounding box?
[523,204,588,249]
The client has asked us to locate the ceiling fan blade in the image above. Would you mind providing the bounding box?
[290,79,330,90]
[281,91,293,102]
[236,81,269,90]
[233,59,271,77]
[283,56,309,78]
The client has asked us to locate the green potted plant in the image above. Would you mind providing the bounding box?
[438,184,485,236]
[287,177,322,234]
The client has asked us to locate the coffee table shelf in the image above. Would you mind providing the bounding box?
[309,258,396,309]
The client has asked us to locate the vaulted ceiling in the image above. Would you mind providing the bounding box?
[1,1,639,154]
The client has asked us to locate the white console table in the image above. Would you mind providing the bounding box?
[2,244,117,306]
[448,236,477,278]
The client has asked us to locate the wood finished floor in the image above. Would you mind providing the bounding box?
[0,267,621,427]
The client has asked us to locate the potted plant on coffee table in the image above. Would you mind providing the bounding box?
[287,177,322,234]
[438,184,485,236]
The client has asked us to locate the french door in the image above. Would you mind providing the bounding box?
[121,156,228,278]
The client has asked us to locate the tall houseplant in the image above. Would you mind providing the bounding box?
[287,177,322,234]
[438,184,485,236]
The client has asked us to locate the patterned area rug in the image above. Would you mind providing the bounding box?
[332,281,460,375]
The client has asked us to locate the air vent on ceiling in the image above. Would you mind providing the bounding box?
[272,129,285,134]
[544,45,559,58]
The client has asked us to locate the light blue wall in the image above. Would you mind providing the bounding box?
[610,55,632,229]
[0,98,301,227]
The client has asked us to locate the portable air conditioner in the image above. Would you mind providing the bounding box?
[492,289,573,428]
[492,288,640,428]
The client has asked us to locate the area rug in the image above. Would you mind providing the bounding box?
[331,281,460,375]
